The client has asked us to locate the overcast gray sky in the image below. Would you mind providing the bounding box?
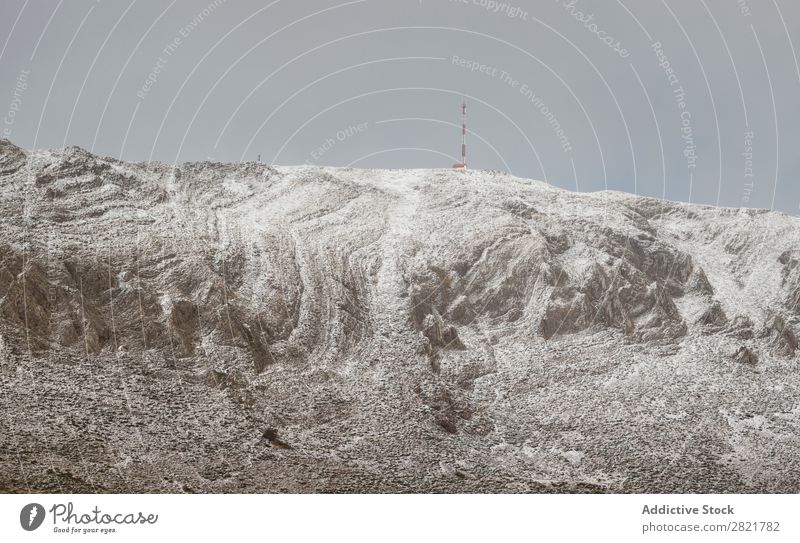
[1,0,799,213]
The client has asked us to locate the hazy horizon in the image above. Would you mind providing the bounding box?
[2,0,799,214]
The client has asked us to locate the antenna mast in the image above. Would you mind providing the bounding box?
[453,99,467,169]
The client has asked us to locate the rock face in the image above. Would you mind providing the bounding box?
[1,138,799,493]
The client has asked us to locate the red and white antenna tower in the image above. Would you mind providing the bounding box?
[452,99,467,169]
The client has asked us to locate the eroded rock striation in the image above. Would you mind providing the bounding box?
[1,139,799,493]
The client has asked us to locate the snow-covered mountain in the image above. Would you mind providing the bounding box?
[1,138,798,492]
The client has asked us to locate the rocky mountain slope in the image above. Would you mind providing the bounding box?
[1,138,798,493]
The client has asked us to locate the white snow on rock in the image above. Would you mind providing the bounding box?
[0,138,798,493]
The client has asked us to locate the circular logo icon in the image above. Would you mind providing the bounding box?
[20,503,45,531]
